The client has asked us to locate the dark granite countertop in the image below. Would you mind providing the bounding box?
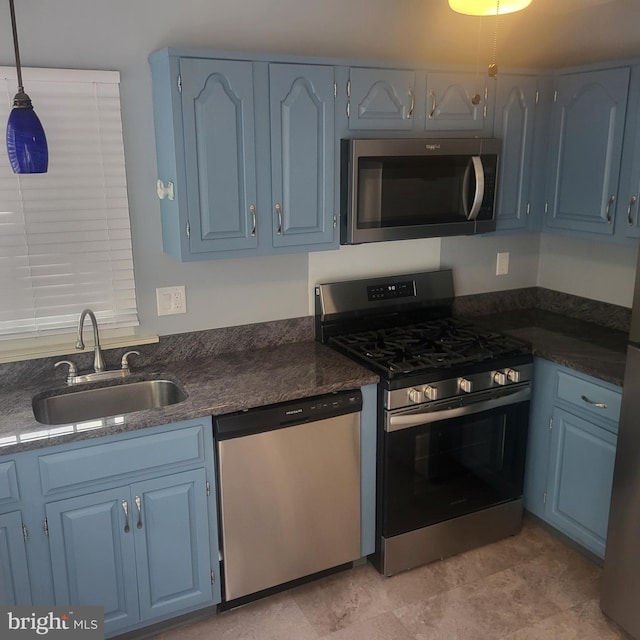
[0,292,629,456]
[466,309,628,387]
[0,341,378,456]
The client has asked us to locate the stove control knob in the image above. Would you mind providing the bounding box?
[459,378,473,393]
[424,385,438,401]
[493,371,507,386]
[506,368,521,383]
[408,388,422,403]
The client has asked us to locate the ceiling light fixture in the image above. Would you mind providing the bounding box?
[6,0,48,173]
[448,0,532,15]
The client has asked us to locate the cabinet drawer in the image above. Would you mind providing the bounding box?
[556,371,621,428]
[0,461,19,505]
[39,423,206,495]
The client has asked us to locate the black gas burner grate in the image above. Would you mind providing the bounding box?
[329,317,530,377]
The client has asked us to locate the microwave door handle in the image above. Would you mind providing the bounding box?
[462,159,471,217]
[467,156,485,220]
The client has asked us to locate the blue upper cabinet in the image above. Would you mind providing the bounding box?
[180,58,259,254]
[615,65,640,238]
[494,74,539,231]
[347,68,416,130]
[545,67,630,235]
[269,64,336,248]
[424,72,495,136]
[149,49,338,261]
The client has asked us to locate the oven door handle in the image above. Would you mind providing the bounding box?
[386,386,530,432]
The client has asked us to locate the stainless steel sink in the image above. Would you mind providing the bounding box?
[32,379,188,425]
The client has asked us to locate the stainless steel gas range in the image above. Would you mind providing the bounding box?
[315,269,533,576]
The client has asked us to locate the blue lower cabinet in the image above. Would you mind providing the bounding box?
[523,359,556,518]
[0,511,32,605]
[133,470,213,622]
[546,407,617,558]
[46,487,142,635]
[525,358,620,558]
[46,470,215,637]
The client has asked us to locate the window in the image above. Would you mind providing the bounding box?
[0,67,138,342]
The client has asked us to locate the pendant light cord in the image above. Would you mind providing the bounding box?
[9,0,24,92]
[489,0,500,77]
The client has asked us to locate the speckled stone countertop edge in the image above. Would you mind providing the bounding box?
[0,289,630,455]
[0,341,379,456]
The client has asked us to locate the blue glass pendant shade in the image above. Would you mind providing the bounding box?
[6,92,48,174]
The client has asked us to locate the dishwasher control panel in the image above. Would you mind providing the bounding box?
[213,389,363,440]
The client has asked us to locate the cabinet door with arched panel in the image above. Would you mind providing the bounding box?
[494,74,539,231]
[269,63,337,248]
[346,67,416,131]
[545,67,630,235]
[179,58,260,254]
[425,72,495,136]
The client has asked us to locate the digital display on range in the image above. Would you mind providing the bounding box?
[367,280,416,301]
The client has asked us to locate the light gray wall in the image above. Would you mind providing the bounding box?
[3,0,640,338]
[440,234,541,296]
[537,234,639,307]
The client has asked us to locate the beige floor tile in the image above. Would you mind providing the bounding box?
[318,612,415,640]
[393,566,562,640]
[290,563,403,636]
[153,593,318,640]
[510,545,601,610]
[153,521,612,640]
[500,599,632,640]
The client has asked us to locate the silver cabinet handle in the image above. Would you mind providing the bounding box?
[581,394,607,409]
[135,495,143,529]
[122,500,130,533]
[628,195,638,226]
[249,204,256,237]
[275,203,283,235]
[605,194,616,223]
[428,90,436,119]
[407,88,414,119]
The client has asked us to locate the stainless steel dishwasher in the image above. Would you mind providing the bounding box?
[214,389,362,604]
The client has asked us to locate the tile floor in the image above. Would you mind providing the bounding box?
[153,519,631,640]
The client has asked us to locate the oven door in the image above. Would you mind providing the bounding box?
[382,387,529,539]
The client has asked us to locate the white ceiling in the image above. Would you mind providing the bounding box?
[430,0,640,69]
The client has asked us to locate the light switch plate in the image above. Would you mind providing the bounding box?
[496,252,510,276]
[156,286,187,316]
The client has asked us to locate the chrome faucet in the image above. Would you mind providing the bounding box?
[76,308,106,372]
[53,309,139,385]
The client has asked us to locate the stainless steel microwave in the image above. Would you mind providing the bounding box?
[340,138,500,244]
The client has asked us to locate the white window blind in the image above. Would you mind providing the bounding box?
[0,67,138,340]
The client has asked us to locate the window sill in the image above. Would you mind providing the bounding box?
[0,334,160,365]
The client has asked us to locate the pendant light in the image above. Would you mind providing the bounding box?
[5,0,48,173]
[449,0,532,77]
[448,0,531,15]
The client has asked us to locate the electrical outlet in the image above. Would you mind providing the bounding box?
[496,252,510,276]
[156,286,187,316]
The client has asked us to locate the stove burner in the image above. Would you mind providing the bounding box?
[329,317,530,377]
